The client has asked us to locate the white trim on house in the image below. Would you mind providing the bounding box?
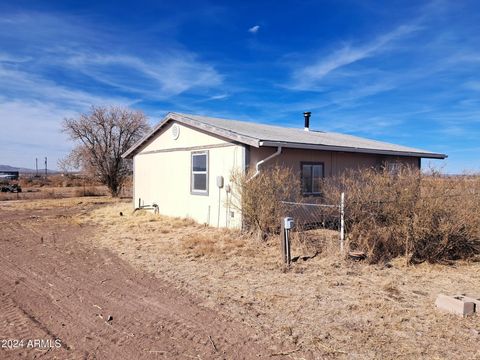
[191,151,209,195]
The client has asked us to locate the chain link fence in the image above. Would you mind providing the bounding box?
[280,193,345,262]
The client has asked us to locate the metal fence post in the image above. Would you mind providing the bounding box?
[340,192,345,253]
[281,217,293,265]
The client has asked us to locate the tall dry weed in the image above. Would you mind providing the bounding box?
[230,165,301,238]
[322,167,480,263]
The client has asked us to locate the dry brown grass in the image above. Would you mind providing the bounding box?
[19,174,100,188]
[74,201,480,359]
[80,203,264,261]
[0,174,113,202]
[0,185,109,202]
[73,186,106,197]
[290,228,340,258]
[0,196,117,213]
[322,167,480,264]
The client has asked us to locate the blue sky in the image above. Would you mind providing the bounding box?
[0,0,479,172]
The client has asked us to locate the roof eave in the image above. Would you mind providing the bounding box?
[122,112,260,159]
[122,115,171,159]
[259,141,447,159]
[170,113,259,148]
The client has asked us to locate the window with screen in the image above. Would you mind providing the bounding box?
[301,162,324,195]
[385,161,401,174]
[191,151,208,194]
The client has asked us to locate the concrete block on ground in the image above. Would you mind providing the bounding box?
[462,295,480,313]
[435,294,475,317]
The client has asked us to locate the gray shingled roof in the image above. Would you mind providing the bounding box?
[123,112,447,159]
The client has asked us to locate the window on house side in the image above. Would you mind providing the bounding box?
[301,163,324,195]
[385,161,401,174]
[191,152,208,194]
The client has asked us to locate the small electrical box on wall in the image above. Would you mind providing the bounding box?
[216,176,224,188]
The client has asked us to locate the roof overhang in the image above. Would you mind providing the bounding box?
[259,141,447,159]
[122,113,260,158]
[122,112,447,160]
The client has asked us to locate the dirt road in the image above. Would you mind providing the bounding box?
[0,201,279,359]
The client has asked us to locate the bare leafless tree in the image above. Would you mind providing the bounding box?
[62,106,150,196]
[57,151,78,175]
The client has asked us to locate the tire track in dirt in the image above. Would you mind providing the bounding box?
[0,218,160,359]
[0,293,69,359]
[0,295,33,340]
[0,253,143,360]
[0,259,76,352]
[12,248,261,358]
[0,204,282,359]
[8,226,262,357]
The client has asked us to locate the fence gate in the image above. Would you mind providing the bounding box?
[280,192,344,264]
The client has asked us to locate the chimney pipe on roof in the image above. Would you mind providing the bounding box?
[304,112,311,131]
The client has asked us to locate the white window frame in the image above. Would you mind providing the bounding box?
[191,151,209,195]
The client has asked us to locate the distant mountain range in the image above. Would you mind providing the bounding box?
[0,164,59,174]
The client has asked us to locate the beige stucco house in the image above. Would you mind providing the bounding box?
[122,112,446,228]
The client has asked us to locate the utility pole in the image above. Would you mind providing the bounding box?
[44,157,47,178]
[35,158,38,177]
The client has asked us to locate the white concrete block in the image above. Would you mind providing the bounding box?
[435,294,475,317]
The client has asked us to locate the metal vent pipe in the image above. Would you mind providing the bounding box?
[304,112,311,131]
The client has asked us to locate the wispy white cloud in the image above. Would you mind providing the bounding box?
[63,52,223,99]
[209,93,229,100]
[0,9,227,168]
[248,25,260,34]
[0,62,133,108]
[192,93,230,103]
[0,11,224,101]
[289,24,420,90]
